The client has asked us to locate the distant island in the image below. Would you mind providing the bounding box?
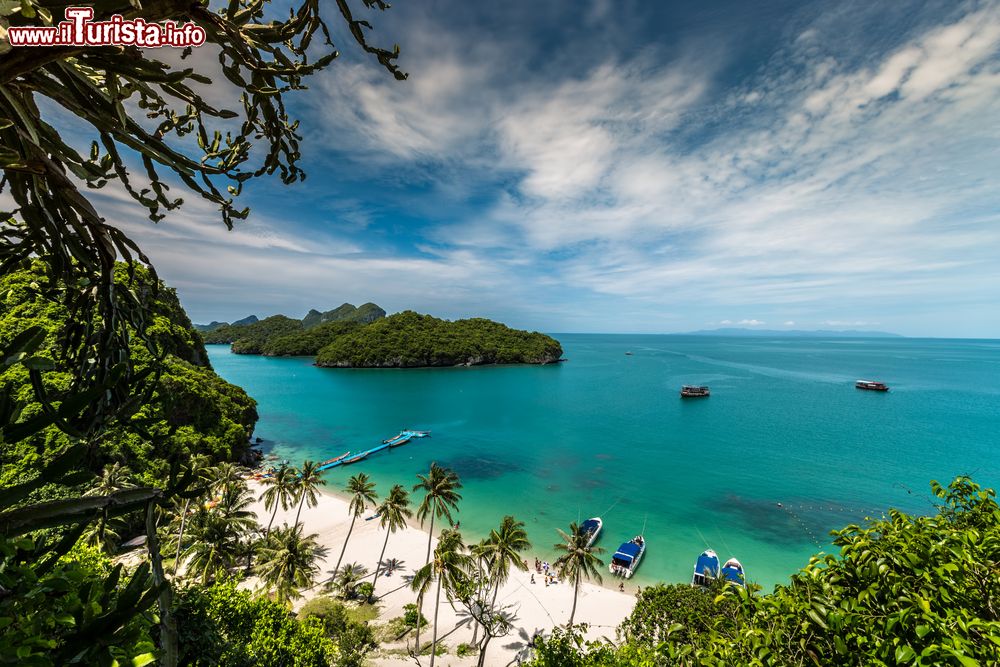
[682,327,903,338]
[200,306,562,367]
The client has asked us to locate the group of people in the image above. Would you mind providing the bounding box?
[530,558,560,586]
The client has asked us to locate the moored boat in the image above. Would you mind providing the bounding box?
[855,379,889,391]
[691,549,721,587]
[320,451,351,466]
[580,517,603,548]
[341,452,369,465]
[382,429,432,445]
[721,557,746,587]
[680,385,710,398]
[609,535,645,578]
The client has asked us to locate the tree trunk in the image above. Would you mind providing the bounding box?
[416,513,435,654]
[568,576,579,627]
[146,501,178,667]
[172,498,190,575]
[370,529,391,601]
[333,513,357,577]
[477,634,492,667]
[294,491,306,528]
[265,501,279,538]
[429,572,443,667]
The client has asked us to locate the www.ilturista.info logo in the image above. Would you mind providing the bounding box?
[6,7,206,48]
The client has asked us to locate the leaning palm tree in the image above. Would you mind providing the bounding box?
[484,515,531,606]
[255,523,329,606]
[553,522,606,627]
[259,463,297,538]
[370,484,412,601]
[413,463,463,653]
[292,459,325,528]
[332,473,378,575]
[412,528,472,667]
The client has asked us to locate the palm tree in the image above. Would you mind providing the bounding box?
[216,482,258,534]
[412,528,471,667]
[210,461,243,494]
[259,463,297,538]
[413,463,463,653]
[292,459,325,528]
[330,562,369,599]
[183,508,243,583]
[170,454,213,574]
[84,463,134,554]
[414,464,463,564]
[333,473,377,575]
[255,524,329,606]
[553,522,605,627]
[370,484,412,601]
[484,515,531,606]
[85,462,133,496]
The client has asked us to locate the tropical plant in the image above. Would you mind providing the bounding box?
[370,484,412,601]
[483,515,531,606]
[333,473,378,575]
[293,460,326,528]
[255,524,329,607]
[210,462,243,495]
[85,463,135,496]
[329,562,370,600]
[170,454,214,575]
[259,463,298,538]
[182,507,245,584]
[553,522,605,627]
[412,528,473,667]
[413,463,463,652]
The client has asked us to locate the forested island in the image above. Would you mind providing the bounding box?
[203,307,564,368]
[314,311,563,367]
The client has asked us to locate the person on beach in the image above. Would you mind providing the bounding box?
[619,582,624,592]
[531,574,535,584]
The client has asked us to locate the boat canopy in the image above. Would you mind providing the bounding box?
[613,542,642,563]
[695,551,720,577]
[581,519,600,534]
[721,565,744,585]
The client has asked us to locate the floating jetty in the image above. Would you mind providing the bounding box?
[316,430,431,472]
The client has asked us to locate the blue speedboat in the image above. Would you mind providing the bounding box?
[691,549,721,587]
[721,557,746,587]
[609,535,645,578]
[580,517,603,548]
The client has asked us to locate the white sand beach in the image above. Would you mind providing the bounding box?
[248,482,638,666]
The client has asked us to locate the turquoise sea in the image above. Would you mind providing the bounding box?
[207,335,1000,590]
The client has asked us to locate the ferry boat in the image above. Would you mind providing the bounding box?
[855,380,889,392]
[680,385,710,398]
[580,517,603,548]
[609,535,645,578]
[721,557,746,587]
[691,549,721,587]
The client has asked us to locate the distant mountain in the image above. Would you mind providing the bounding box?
[301,303,385,329]
[194,315,258,332]
[683,328,903,338]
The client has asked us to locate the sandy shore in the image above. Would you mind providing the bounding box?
[248,482,637,666]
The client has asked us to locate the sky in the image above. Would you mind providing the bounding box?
[94,0,1000,335]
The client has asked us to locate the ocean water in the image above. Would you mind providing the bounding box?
[206,335,1000,590]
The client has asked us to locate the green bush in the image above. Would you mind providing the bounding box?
[403,603,428,629]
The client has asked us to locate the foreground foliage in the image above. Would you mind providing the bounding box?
[529,477,1000,666]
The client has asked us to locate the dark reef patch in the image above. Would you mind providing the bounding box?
[436,454,525,481]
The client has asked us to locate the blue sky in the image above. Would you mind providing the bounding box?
[108,0,999,336]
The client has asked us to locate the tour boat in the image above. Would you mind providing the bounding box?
[580,517,603,548]
[691,549,721,587]
[625,351,633,356]
[341,452,369,465]
[855,380,889,392]
[320,451,350,466]
[721,557,746,587]
[680,385,711,398]
[609,535,645,578]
